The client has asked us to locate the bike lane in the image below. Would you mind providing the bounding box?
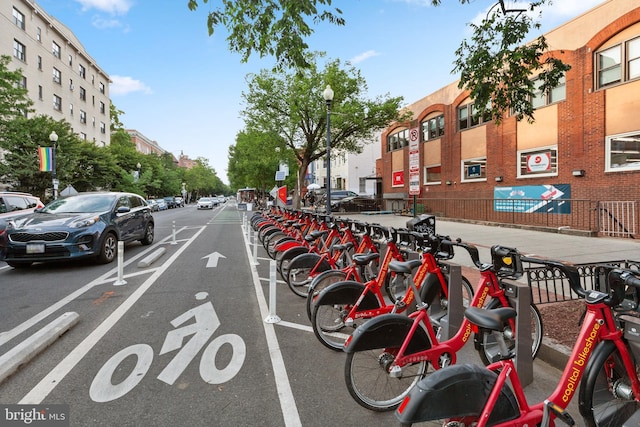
[15,207,288,426]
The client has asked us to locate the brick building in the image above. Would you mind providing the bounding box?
[380,0,640,236]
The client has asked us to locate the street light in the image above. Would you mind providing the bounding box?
[49,131,59,199]
[323,84,334,215]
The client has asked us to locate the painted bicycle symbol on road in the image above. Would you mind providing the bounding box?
[90,292,246,402]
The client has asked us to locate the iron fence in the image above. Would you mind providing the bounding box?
[525,260,640,305]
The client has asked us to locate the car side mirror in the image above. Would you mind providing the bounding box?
[116,206,131,214]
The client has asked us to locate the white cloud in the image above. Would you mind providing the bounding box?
[350,50,381,64]
[74,0,133,15]
[91,16,123,29]
[110,75,153,96]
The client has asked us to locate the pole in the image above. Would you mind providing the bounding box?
[49,131,59,200]
[325,100,332,215]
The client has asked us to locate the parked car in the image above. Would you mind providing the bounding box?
[1,192,154,268]
[154,199,168,210]
[163,196,177,209]
[146,199,160,212]
[174,196,185,207]
[0,191,45,221]
[0,192,45,259]
[197,197,214,209]
[330,195,381,213]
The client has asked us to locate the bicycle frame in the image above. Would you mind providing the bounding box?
[396,267,640,427]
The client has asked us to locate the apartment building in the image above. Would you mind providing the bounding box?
[380,0,640,232]
[1,0,111,146]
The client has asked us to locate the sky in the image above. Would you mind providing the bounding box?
[37,0,604,184]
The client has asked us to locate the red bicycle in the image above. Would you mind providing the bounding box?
[396,263,640,427]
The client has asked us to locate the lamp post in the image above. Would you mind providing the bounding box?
[323,84,334,215]
[49,131,58,199]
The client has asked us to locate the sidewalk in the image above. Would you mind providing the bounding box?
[336,212,640,369]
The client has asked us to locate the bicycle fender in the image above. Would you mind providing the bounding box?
[279,246,309,261]
[314,281,379,310]
[344,313,430,353]
[578,340,617,422]
[395,363,519,425]
[289,253,324,270]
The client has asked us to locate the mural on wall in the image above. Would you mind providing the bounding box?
[494,184,571,214]
[392,170,404,187]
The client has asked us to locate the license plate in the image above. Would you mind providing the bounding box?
[26,243,45,254]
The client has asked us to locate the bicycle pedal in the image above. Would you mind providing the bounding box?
[544,400,575,426]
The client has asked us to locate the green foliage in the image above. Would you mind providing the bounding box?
[0,55,34,130]
[240,52,406,206]
[452,0,571,124]
[187,0,345,70]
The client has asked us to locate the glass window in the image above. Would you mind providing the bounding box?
[53,95,62,111]
[13,40,26,61]
[386,129,409,152]
[462,158,486,182]
[628,37,640,80]
[37,55,42,70]
[606,132,640,172]
[79,64,86,78]
[13,8,25,30]
[38,85,43,100]
[421,115,445,142]
[80,110,87,124]
[423,165,441,185]
[518,147,558,178]
[53,68,61,84]
[597,45,621,87]
[458,105,469,130]
[52,41,61,59]
[99,82,105,94]
[79,87,86,101]
[36,27,41,42]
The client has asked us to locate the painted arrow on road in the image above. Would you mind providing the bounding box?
[202,252,226,268]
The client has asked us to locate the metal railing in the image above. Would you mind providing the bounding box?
[525,260,640,304]
[397,198,639,237]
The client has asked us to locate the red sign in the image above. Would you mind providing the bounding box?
[392,171,404,186]
[278,186,287,205]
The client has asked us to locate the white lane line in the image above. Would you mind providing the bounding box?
[0,230,188,348]
[244,226,302,427]
[19,225,207,404]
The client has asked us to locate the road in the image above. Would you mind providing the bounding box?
[0,203,403,426]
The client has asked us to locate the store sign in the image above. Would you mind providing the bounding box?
[526,152,551,172]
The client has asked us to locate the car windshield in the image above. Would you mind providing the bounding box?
[199,198,211,202]
[42,194,116,214]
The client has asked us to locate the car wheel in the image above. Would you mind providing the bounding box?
[97,232,118,264]
[140,223,154,245]
[6,261,32,268]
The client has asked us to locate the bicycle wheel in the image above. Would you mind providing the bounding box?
[423,273,474,329]
[477,302,543,365]
[306,269,348,321]
[579,341,640,427]
[286,254,331,297]
[345,349,429,411]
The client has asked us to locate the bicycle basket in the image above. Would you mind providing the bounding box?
[491,245,523,278]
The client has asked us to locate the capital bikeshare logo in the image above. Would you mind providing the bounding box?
[1,405,69,426]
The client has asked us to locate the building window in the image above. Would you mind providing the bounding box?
[100,122,106,134]
[80,132,87,140]
[423,164,442,185]
[19,76,27,89]
[79,64,86,79]
[458,103,491,130]
[68,54,73,66]
[70,103,73,116]
[79,87,86,101]
[38,85,43,100]
[421,115,444,142]
[36,27,41,42]
[53,68,61,84]
[80,110,87,124]
[518,146,558,178]
[386,129,409,152]
[99,101,105,114]
[52,41,61,59]
[37,55,42,70]
[53,95,62,111]
[531,76,566,108]
[596,37,640,89]
[99,82,105,94]
[606,131,640,172]
[13,40,26,61]
[13,8,25,30]
[69,79,74,91]
[461,158,486,182]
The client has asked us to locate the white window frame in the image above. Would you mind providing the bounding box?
[517,145,558,178]
[423,164,441,185]
[461,157,487,183]
[605,131,640,172]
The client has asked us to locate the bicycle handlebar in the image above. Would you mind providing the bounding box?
[521,256,585,299]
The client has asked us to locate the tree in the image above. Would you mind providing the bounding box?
[241,53,408,207]
[187,0,345,70]
[452,0,570,123]
[0,55,34,127]
[188,0,569,123]
[227,129,296,193]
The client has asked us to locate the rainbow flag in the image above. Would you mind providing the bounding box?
[38,146,53,172]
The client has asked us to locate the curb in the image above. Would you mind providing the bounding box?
[538,338,571,370]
